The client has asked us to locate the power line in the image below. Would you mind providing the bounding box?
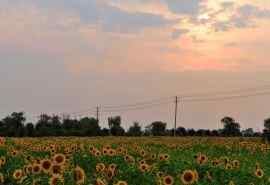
[101,100,172,113]
[101,96,173,109]
[181,90,270,102]
[178,84,270,98]
[60,83,270,116]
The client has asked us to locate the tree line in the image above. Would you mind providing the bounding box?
[1,112,270,139]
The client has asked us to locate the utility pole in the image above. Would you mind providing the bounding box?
[174,96,178,137]
[96,106,99,123]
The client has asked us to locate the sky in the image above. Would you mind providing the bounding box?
[0,0,270,131]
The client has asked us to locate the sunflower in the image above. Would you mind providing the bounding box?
[23,165,30,174]
[32,164,42,175]
[117,147,124,154]
[96,178,107,185]
[212,159,220,167]
[105,145,111,150]
[108,149,116,156]
[102,148,109,155]
[35,158,41,164]
[26,155,33,162]
[53,154,66,166]
[255,168,264,178]
[106,169,115,180]
[197,154,207,165]
[180,170,196,185]
[13,169,23,180]
[139,163,150,173]
[0,137,5,146]
[139,160,146,165]
[51,164,63,175]
[225,163,233,170]
[163,175,174,185]
[140,150,146,157]
[0,172,4,183]
[11,149,19,157]
[124,155,134,163]
[151,154,156,160]
[163,154,170,161]
[222,157,229,165]
[95,150,101,157]
[232,160,240,169]
[108,163,117,172]
[89,146,95,152]
[49,174,64,185]
[156,171,164,178]
[74,166,86,184]
[41,159,52,173]
[115,180,128,185]
[96,163,106,172]
[0,156,6,166]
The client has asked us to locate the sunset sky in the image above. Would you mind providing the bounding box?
[1,0,270,130]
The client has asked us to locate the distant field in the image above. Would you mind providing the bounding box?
[0,137,269,185]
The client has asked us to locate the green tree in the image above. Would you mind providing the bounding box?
[242,128,254,137]
[1,112,26,137]
[25,123,35,137]
[221,117,241,136]
[62,118,80,136]
[79,117,100,136]
[150,121,167,136]
[264,118,270,130]
[127,122,142,136]
[35,114,53,136]
[176,127,187,136]
[108,116,125,136]
[263,118,270,141]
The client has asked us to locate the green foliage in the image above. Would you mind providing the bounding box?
[221,117,241,137]
[0,137,270,185]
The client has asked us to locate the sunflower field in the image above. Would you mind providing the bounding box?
[0,137,269,185]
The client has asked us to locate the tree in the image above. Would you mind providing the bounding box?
[211,130,219,136]
[263,118,270,141]
[176,127,187,136]
[1,112,26,137]
[127,122,142,136]
[62,118,80,136]
[221,117,241,136]
[79,117,100,136]
[264,118,270,130]
[150,121,166,136]
[195,129,211,137]
[35,114,53,136]
[242,128,254,137]
[187,129,196,136]
[51,115,63,136]
[25,123,35,137]
[100,128,110,136]
[0,120,5,136]
[108,116,125,136]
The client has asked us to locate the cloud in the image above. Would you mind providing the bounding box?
[98,5,174,33]
[1,0,270,74]
[220,1,235,9]
[171,29,189,39]
[21,0,174,34]
[237,4,270,18]
[164,0,204,15]
[210,3,270,32]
